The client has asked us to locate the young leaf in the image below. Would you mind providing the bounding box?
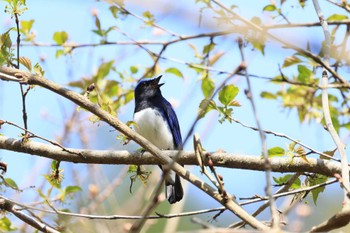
[53,31,68,45]
[201,78,215,98]
[218,84,239,106]
[165,67,183,78]
[96,60,115,81]
[260,91,277,99]
[320,148,337,160]
[268,146,285,157]
[273,174,301,189]
[34,63,45,76]
[142,10,155,25]
[209,51,224,66]
[297,65,312,83]
[198,99,217,119]
[308,175,328,205]
[282,56,302,68]
[19,56,32,71]
[130,66,138,74]
[263,4,277,12]
[327,14,348,21]
[65,185,82,195]
[203,42,215,54]
[4,178,18,190]
[20,19,34,34]
[0,217,16,231]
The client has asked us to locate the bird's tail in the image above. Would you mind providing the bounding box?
[165,171,183,204]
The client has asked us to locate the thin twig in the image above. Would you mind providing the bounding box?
[3,120,85,157]
[230,173,301,229]
[14,13,29,132]
[237,37,280,228]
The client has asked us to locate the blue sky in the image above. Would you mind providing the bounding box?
[0,0,348,231]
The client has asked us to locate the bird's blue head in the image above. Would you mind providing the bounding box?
[134,75,164,101]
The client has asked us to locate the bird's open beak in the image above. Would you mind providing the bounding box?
[155,75,164,87]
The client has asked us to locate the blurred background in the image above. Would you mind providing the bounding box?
[0,0,348,232]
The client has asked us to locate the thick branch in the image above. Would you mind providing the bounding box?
[0,135,342,177]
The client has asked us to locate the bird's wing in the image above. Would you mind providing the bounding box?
[161,98,183,149]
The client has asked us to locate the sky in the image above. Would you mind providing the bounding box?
[0,0,348,231]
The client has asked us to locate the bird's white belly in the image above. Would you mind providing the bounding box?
[134,108,174,150]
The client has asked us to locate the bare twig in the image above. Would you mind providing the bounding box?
[194,134,227,198]
[14,13,29,132]
[326,0,350,13]
[231,117,341,162]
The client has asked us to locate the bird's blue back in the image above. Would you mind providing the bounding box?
[158,97,182,150]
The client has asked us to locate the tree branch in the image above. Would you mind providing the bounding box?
[312,0,350,206]
[0,197,59,233]
[0,135,343,177]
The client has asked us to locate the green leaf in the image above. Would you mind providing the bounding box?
[142,10,155,25]
[203,42,215,54]
[218,84,239,106]
[201,78,215,98]
[20,19,34,34]
[263,4,277,12]
[260,91,277,99]
[4,178,18,190]
[55,49,64,58]
[19,56,32,71]
[273,174,301,189]
[0,217,16,231]
[198,99,217,119]
[308,175,328,204]
[53,31,68,45]
[128,165,138,173]
[267,146,285,157]
[282,56,302,68]
[96,60,115,81]
[34,63,45,76]
[130,66,138,74]
[165,67,183,78]
[251,40,265,55]
[1,29,12,48]
[65,185,82,195]
[327,14,348,21]
[109,6,119,18]
[297,65,312,83]
[124,91,134,104]
[95,16,101,31]
[51,160,58,170]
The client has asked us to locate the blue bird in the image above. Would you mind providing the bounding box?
[133,75,183,204]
